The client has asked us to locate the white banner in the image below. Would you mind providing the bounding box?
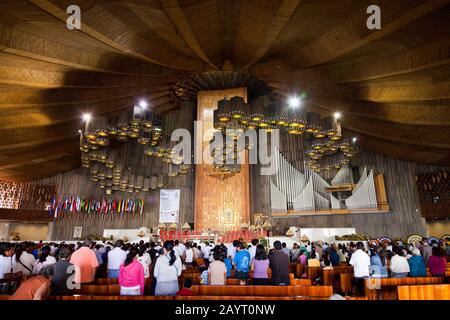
[159,189,180,223]
[73,226,83,239]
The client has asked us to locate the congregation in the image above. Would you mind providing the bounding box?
[0,237,448,300]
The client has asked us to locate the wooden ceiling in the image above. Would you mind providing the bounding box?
[0,0,449,181]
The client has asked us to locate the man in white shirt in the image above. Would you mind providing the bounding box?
[174,240,186,260]
[248,239,258,261]
[227,240,239,263]
[349,242,370,296]
[107,240,126,279]
[201,242,212,262]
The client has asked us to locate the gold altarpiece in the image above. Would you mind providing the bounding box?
[194,88,250,232]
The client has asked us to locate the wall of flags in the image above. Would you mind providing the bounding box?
[50,196,144,219]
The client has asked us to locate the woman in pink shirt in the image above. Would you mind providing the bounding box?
[427,246,446,277]
[119,247,145,295]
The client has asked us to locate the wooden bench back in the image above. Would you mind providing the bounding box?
[397,284,450,300]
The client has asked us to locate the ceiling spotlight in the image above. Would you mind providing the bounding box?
[352,137,357,143]
[139,100,148,110]
[82,113,92,122]
[334,112,341,119]
[78,130,82,134]
[288,96,301,108]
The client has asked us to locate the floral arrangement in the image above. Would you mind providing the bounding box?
[249,224,257,231]
[122,235,128,242]
[285,229,294,237]
[241,223,249,230]
[169,223,178,230]
[182,223,191,230]
[137,230,145,238]
[335,234,370,241]
[157,223,166,230]
[262,221,271,230]
[300,235,310,242]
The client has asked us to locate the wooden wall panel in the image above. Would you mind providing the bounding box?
[194,89,250,232]
[34,101,195,240]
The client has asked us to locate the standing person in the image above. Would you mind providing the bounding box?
[337,244,346,264]
[119,247,145,296]
[153,241,182,296]
[192,243,200,261]
[51,246,75,295]
[349,242,370,296]
[0,243,14,279]
[70,239,99,285]
[269,241,290,285]
[389,247,410,278]
[329,244,340,266]
[208,250,227,285]
[13,243,35,276]
[107,240,126,279]
[248,239,258,261]
[291,243,301,262]
[408,248,426,277]
[281,243,290,256]
[251,244,270,285]
[184,242,193,267]
[233,242,251,285]
[421,241,433,265]
[427,247,446,277]
[369,248,387,277]
[147,242,158,263]
[137,246,151,279]
[307,251,320,267]
[201,242,212,263]
[32,246,56,274]
[9,265,53,300]
[227,240,239,263]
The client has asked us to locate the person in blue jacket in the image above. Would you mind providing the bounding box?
[233,242,250,285]
[408,248,427,277]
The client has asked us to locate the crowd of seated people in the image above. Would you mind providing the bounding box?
[0,237,448,300]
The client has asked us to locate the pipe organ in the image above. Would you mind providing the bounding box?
[269,149,382,214]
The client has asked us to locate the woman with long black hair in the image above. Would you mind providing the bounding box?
[251,244,270,285]
[119,247,145,295]
[32,245,56,274]
[154,241,182,296]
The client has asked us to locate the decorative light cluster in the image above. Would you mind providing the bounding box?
[79,105,163,154]
[213,96,308,136]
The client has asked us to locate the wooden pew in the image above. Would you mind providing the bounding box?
[397,284,450,300]
[293,285,333,297]
[191,285,294,296]
[365,277,446,300]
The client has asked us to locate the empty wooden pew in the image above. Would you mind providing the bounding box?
[397,284,450,300]
[365,277,446,300]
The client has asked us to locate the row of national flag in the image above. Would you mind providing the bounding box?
[50,196,144,218]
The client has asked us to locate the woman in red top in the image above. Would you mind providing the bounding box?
[427,246,446,277]
[119,247,145,295]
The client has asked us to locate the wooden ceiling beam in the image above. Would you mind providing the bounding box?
[323,38,450,83]
[0,84,171,106]
[287,0,450,68]
[304,104,450,149]
[160,0,219,70]
[0,64,179,89]
[27,0,206,71]
[271,79,450,102]
[0,22,179,76]
[238,0,301,70]
[0,94,173,130]
[350,132,450,167]
[307,97,450,126]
